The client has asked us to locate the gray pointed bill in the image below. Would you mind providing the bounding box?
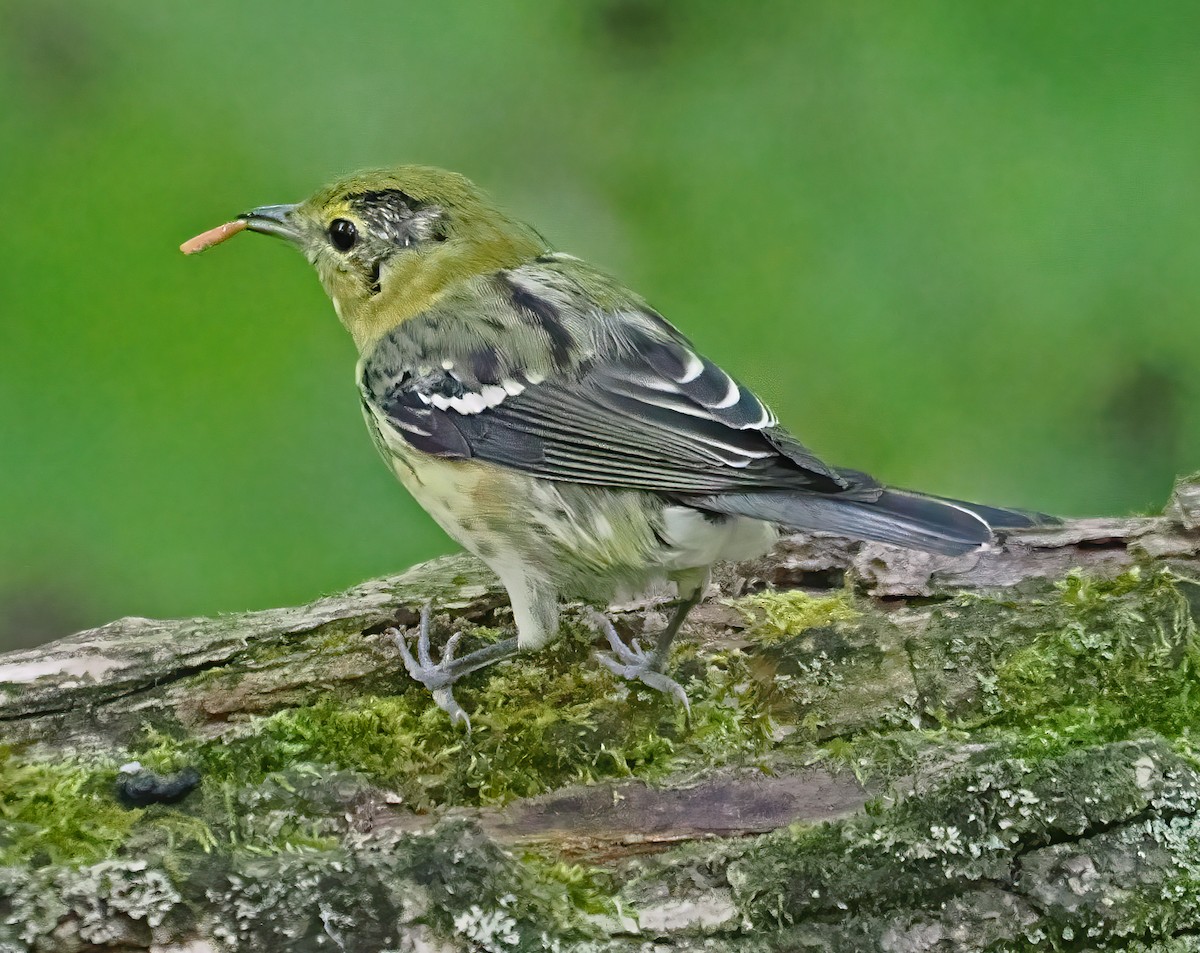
[239,203,302,243]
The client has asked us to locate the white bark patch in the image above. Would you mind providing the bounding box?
[0,653,121,685]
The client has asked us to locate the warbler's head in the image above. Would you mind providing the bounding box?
[236,166,544,350]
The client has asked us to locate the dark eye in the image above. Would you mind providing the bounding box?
[328,218,358,252]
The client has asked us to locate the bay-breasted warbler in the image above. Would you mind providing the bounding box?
[184,166,1051,726]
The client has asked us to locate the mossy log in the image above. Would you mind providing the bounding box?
[5,478,1200,951]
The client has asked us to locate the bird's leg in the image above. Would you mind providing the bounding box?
[591,588,704,713]
[386,601,518,731]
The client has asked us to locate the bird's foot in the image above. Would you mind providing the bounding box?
[589,609,691,715]
[387,601,471,731]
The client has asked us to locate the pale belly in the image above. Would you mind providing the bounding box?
[366,405,775,602]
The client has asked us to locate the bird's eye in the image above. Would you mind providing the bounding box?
[328,218,358,252]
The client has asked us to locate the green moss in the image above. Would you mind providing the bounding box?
[728,589,859,644]
[1112,940,1200,953]
[134,619,773,816]
[0,747,138,867]
[989,566,1200,753]
[0,616,773,876]
[819,566,1200,786]
[9,563,1200,947]
[728,737,1197,933]
[817,727,961,787]
[518,853,620,920]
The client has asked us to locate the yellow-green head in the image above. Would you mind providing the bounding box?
[186,166,545,351]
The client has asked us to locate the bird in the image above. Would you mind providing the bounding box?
[183,165,1053,727]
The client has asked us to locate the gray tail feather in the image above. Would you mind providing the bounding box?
[690,488,1057,557]
[943,497,1059,531]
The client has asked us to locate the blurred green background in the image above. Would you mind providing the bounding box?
[2,1,1198,650]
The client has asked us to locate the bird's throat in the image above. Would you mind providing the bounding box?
[341,232,542,354]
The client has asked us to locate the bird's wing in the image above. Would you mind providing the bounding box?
[361,260,876,500]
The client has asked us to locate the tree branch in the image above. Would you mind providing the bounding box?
[4,477,1200,951]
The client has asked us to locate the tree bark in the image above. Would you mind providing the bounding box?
[4,477,1200,952]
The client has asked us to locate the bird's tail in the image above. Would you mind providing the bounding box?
[690,486,1056,557]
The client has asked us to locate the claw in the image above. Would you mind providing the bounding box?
[387,603,473,731]
[431,687,471,731]
[588,610,691,715]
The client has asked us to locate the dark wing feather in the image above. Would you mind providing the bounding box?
[357,262,1054,555]
[369,319,869,499]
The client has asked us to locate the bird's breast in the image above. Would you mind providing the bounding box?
[359,396,776,602]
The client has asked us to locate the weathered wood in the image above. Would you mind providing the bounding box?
[3,476,1200,951]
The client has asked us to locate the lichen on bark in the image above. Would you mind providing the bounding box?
[4,476,1200,951]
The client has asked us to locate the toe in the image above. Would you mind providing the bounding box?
[432,687,471,732]
[639,671,692,714]
[594,651,641,681]
[588,612,649,667]
[587,609,624,649]
[393,630,421,677]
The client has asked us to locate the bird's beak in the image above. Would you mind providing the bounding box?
[239,204,302,243]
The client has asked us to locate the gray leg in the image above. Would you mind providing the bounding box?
[592,588,704,713]
[649,590,703,670]
[386,601,518,731]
